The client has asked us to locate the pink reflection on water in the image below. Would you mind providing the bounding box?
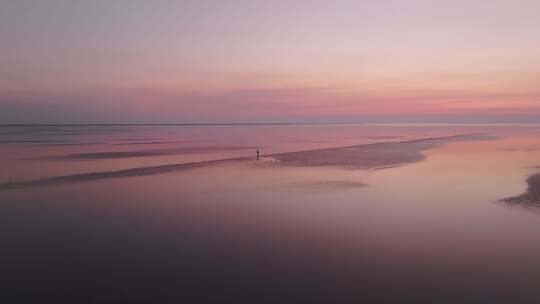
[2,125,540,301]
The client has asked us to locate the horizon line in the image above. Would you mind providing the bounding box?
[1,122,540,127]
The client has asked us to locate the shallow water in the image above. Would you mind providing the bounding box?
[1,124,540,303]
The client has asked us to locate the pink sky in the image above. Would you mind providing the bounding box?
[1,0,539,123]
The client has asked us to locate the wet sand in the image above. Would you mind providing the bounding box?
[1,134,490,190]
[0,157,246,190]
[37,145,256,160]
[500,172,540,211]
[291,180,367,190]
[0,139,73,144]
[274,134,492,169]
[114,140,189,146]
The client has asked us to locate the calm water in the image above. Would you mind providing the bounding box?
[1,124,540,303]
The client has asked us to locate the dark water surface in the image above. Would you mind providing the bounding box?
[1,124,540,303]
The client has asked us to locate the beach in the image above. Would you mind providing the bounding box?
[0,133,492,190]
[1,124,540,303]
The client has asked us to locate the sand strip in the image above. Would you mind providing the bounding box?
[499,172,540,211]
[36,146,257,160]
[1,134,491,190]
[273,134,492,169]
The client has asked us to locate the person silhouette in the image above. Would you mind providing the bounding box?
[256,148,260,160]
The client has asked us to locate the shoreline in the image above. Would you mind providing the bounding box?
[0,134,492,191]
[500,172,540,211]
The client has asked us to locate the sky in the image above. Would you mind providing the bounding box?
[1,0,540,123]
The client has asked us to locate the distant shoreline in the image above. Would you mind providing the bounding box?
[1,123,540,127]
[0,133,492,191]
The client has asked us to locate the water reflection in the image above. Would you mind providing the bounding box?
[1,125,540,303]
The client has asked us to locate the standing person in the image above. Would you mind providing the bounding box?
[256,148,260,159]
